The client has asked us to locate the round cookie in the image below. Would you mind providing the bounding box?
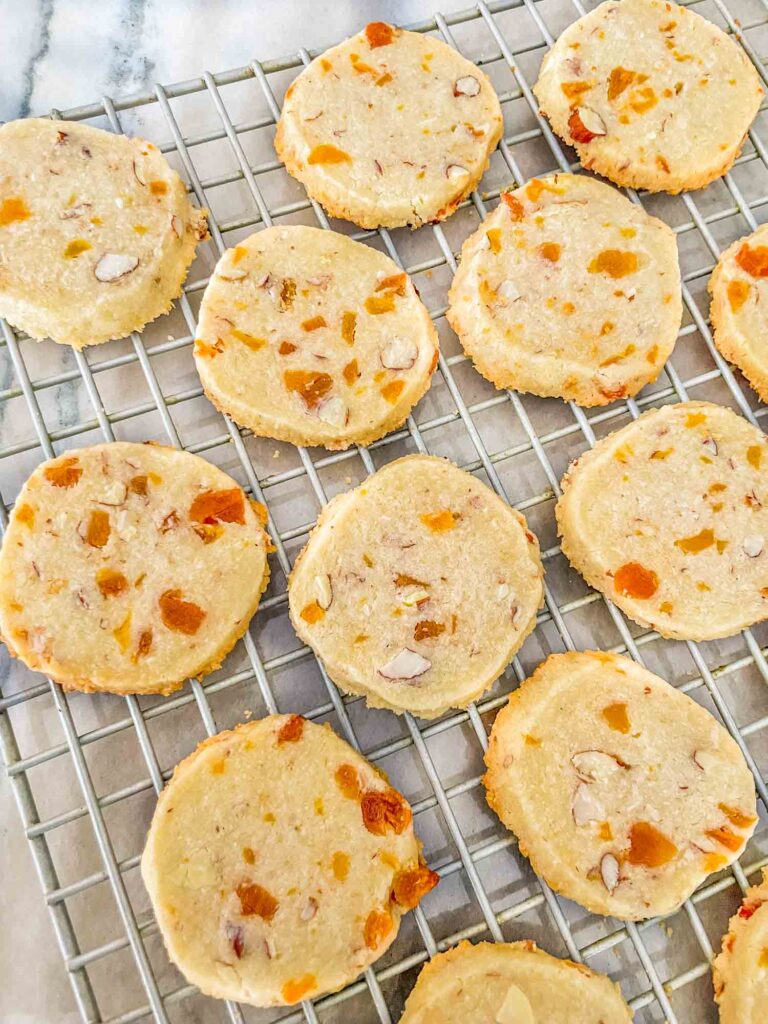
[0,443,270,695]
[713,869,768,1023]
[710,225,768,403]
[447,173,681,406]
[533,0,763,194]
[556,401,768,641]
[141,715,438,1006]
[288,454,544,718]
[274,22,503,229]
[194,225,439,450]
[400,940,633,1023]
[484,651,758,921]
[0,118,207,348]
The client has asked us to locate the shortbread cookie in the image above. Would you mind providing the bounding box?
[400,939,633,1023]
[288,454,544,718]
[710,225,768,403]
[484,652,757,920]
[713,869,768,1023]
[275,22,503,228]
[447,173,681,405]
[194,225,439,450]
[0,119,207,348]
[556,401,768,641]
[141,715,437,1006]
[534,0,763,194]
[0,443,269,695]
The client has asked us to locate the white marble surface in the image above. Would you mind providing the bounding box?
[0,4,472,1022]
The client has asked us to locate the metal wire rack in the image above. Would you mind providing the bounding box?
[1,1,767,1021]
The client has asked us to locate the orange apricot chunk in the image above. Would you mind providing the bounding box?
[705,825,744,852]
[365,293,396,314]
[361,789,412,835]
[674,528,715,554]
[15,503,35,528]
[230,328,265,351]
[718,803,757,829]
[364,908,394,949]
[284,369,333,409]
[736,244,768,278]
[376,272,407,295]
[96,568,128,598]
[343,358,360,385]
[64,239,92,258]
[236,882,278,920]
[392,864,439,908]
[280,278,296,308]
[501,192,524,220]
[189,487,245,525]
[727,279,751,313]
[627,821,678,867]
[381,379,405,404]
[486,228,502,253]
[420,509,455,532]
[335,763,362,800]
[539,242,561,262]
[113,612,132,653]
[332,851,350,880]
[149,180,168,195]
[159,589,206,635]
[414,620,445,641]
[282,975,317,1004]
[561,81,592,100]
[365,21,395,47]
[0,196,31,226]
[44,457,82,488]
[300,601,325,624]
[307,144,351,165]
[83,510,111,548]
[279,340,296,355]
[135,629,152,660]
[602,702,630,733]
[277,714,305,744]
[128,475,148,496]
[614,562,659,599]
[747,445,763,469]
[608,67,645,100]
[301,315,327,332]
[588,250,638,278]
[341,311,357,344]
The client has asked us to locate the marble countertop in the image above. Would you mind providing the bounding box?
[1,5,475,1023]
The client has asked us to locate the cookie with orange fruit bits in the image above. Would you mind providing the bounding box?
[713,869,768,1023]
[484,651,757,920]
[141,715,438,1006]
[556,401,768,640]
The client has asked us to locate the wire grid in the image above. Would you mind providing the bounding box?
[1,0,767,1021]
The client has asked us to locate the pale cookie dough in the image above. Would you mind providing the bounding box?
[484,651,758,921]
[534,0,763,194]
[447,173,681,405]
[556,401,768,641]
[713,869,768,1023]
[710,225,768,403]
[0,443,270,695]
[194,225,439,450]
[275,21,503,228]
[400,939,633,1024]
[288,454,544,718]
[0,118,207,348]
[141,715,438,1006]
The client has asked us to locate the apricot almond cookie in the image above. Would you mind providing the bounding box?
[534,0,763,194]
[447,173,681,406]
[556,401,768,641]
[400,940,633,1023]
[0,118,207,348]
[274,22,503,228]
[713,869,768,1023]
[288,454,544,718]
[710,224,768,403]
[194,225,439,450]
[0,443,270,695]
[141,715,437,1006]
[484,652,757,921]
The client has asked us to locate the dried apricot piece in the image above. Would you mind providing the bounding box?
[674,528,715,554]
[381,379,405,404]
[361,788,412,835]
[705,825,744,852]
[280,278,297,308]
[230,328,265,351]
[44,457,82,488]
[486,228,502,254]
[343,358,360,385]
[341,311,357,345]
[335,763,361,800]
[277,715,305,744]
[159,589,206,635]
[420,509,455,532]
[113,612,132,653]
[308,144,352,165]
[279,340,296,355]
[414,620,445,641]
[83,510,111,548]
[627,821,677,867]
[727,279,750,313]
[284,370,333,409]
[614,562,658,599]
[364,908,393,949]
[501,192,524,220]
[189,488,245,525]
[64,239,92,259]
[135,629,152,660]
[128,475,148,496]
[96,568,128,598]
[747,445,763,469]
[149,180,168,195]
[332,850,350,880]
[0,196,31,226]
[282,974,317,1004]
[235,882,278,920]
[735,244,768,278]
[193,523,223,545]
[15,503,35,528]
[602,702,630,733]
[607,67,644,101]
[365,293,396,315]
[301,315,327,332]
[539,242,561,262]
[300,601,325,624]
[561,81,592,100]
[365,21,395,47]
[391,864,439,908]
[588,250,638,278]
[718,803,756,829]
[376,272,407,295]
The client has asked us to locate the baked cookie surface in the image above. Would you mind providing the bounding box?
[0,443,269,695]
[556,401,768,641]
[194,225,439,450]
[484,652,757,920]
[141,715,437,1006]
[713,869,768,1023]
[447,173,681,405]
[0,118,207,348]
[533,0,763,194]
[710,224,768,403]
[399,939,633,1023]
[288,455,544,718]
[275,22,503,228]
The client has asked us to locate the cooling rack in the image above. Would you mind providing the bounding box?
[1,1,767,1021]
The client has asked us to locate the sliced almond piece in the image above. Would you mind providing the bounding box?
[95,481,128,506]
[568,106,607,143]
[446,164,469,180]
[600,852,620,893]
[219,267,248,282]
[743,534,764,557]
[378,648,432,680]
[313,573,333,610]
[380,337,418,370]
[702,437,718,457]
[496,582,510,600]
[497,279,521,302]
[401,588,429,607]
[171,214,183,238]
[572,783,604,826]
[571,749,624,782]
[132,160,146,186]
[300,897,318,921]
[317,396,348,428]
[495,983,535,1024]
[454,75,481,98]
[94,253,139,282]
[693,748,722,772]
